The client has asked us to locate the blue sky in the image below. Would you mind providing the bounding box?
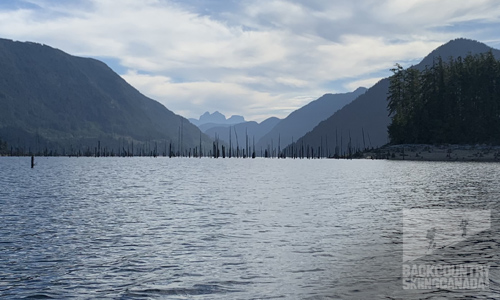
[1,0,500,121]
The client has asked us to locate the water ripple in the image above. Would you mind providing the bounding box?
[1,157,500,299]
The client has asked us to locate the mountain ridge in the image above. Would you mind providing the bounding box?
[286,38,500,156]
[256,87,367,150]
[0,38,212,155]
[189,111,246,127]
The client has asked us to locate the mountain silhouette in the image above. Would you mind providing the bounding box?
[288,38,500,155]
[0,38,212,154]
[189,111,245,128]
[256,87,367,150]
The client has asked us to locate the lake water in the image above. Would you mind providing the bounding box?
[1,157,499,299]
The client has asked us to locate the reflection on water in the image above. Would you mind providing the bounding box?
[0,157,499,299]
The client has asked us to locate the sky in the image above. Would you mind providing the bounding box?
[1,0,500,122]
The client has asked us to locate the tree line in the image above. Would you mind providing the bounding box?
[388,51,500,145]
[0,138,7,155]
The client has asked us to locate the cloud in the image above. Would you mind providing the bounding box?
[122,70,313,121]
[344,77,384,91]
[1,0,500,121]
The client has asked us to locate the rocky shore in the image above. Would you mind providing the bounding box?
[365,144,500,162]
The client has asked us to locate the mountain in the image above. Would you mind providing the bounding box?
[227,115,245,124]
[200,111,226,124]
[204,117,281,148]
[189,111,245,128]
[256,87,367,150]
[418,38,500,68]
[287,38,500,156]
[0,38,212,155]
[198,122,232,132]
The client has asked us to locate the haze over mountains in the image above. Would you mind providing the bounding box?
[189,111,245,129]
[188,110,280,148]
[190,88,366,152]
[0,38,212,154]
[286,38,500,156]
[205,117,281,148]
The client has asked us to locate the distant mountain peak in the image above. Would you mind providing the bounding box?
[190,111,247,127]
[418,38,497,69]
[353,87,367,93]
[199,111,226,123]
[227,115,245,123]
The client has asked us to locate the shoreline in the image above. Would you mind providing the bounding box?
[365,144,500,162]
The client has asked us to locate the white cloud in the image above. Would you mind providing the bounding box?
[1,0,500,121]
[121,70,308,121]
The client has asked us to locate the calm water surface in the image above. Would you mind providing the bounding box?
[1,157,499,299]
